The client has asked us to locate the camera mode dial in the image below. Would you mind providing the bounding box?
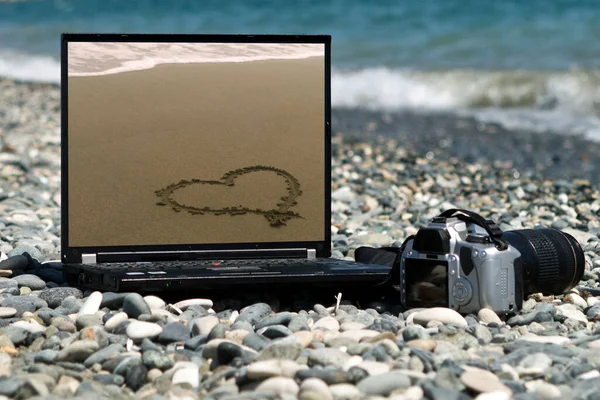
[452,278,472,305]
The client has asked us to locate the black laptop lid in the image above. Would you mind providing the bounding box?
[61,34,331,263]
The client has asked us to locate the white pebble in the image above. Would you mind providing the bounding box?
[104,312,128,332]
[78,291,103,317]
[477,308,502,325]
[256,376,299,396]
[413,308,468,328]
[300,377,332,400]
[312,316,340,331]
[172,363,200,388]
[172,298,213,311]
[143,295,165,310]
[191,315,219,336]
[126,321,162,340]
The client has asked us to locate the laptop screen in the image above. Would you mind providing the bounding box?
[65,38,327,248]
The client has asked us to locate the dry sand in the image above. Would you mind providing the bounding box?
[67,56,325,247]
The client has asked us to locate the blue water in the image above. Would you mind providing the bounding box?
[1,0,600,138]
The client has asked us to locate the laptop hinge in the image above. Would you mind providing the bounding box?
[307,249,316,259]
[82,253,97,264]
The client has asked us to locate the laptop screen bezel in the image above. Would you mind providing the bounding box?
[61,33,332,263]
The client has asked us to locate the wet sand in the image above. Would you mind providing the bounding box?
[67,57,325,247]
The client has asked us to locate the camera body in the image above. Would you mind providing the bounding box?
[400,216,523,315]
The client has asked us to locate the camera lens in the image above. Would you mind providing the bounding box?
[503,229,585,295]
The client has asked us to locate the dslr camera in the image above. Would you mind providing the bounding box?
[400,209,584,314]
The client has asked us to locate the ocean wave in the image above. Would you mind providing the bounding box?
[332,67,600,115]
[0,51,60,83]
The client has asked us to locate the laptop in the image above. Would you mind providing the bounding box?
[61,33,391,293]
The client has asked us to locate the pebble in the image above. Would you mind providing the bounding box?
[172,298,213,311]
[461,367,511,394]
[0,307,17,318]
[256,376,300,396]
[39,287,83,308]
[478,308,502,325]
[412,307,468,328]
[313,316,340,331]
[77,291,103,316]
[126,321,163,341]
[356,371,411,396]
[143,295,166,310]
[13,274,46,290]
[123,293,151,319]
[191,315,220,336]
[104,311,129,332]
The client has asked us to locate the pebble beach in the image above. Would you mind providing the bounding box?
[2,78,600,400]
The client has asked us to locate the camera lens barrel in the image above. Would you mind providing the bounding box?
[503,228,585,295]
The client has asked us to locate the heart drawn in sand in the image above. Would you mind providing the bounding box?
[154,165,303,227]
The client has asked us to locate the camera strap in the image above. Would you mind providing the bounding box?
[438,208,509,250]
[355,235,414,294]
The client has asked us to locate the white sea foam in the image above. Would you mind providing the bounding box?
[0,51,60,83]
[67,42,324,77]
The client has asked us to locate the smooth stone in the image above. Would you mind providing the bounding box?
[517,334,570,345]
[100,292,130,309]
[312,316,340,332]
[478,308,502,325]
[557,305,588,324]
[255,376,299,396]
[565,293,588,309]
[225,329,250,343]
[202,338,257,360]
[243,332,273,352]
[524,380,561,398]
[257,339,303,361]
[83,343,124,367]
[517,353,553,375]
[413,308,468,328]
[0,326,27,346]
[237,303,273,326]
[299,378,332,400]
[191,315,219,336]
[340,322,366,331]
[1,296,47,316]
[247,359,306,379]
[288,315,311,332]
[39,287,83,308]
[339,329,380,341]
[0,307,17,318]
[143,295,165,310]
[11,319,45,334]
[76,314,102,330]
[258,324,293,339]
[123,293,151,319]
[53,375,80,397]
[13,274,46,290]
[56,340,99,362]
[171,363,200,388]
[125,363,148,391]
[77,291,103,316]
[406,339,436,352]
[33,349,58,364]
[354,360,391,376]
[402,325,430,341]
[461,367,511,394]
[356,371,411,396]
[308,348,352,368]
[157,322,190,343]
[93,373,125,386]
[329,383,361,400]
[104,312,128,333]
[294,331,314,348]
[142,349,174,370]
[255,312,295,330]
[173,298,213,311]
[126,321,163,341]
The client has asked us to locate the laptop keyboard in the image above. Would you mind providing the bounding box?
[84,258,340,272]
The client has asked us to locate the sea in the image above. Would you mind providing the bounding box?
[1,0,600,140]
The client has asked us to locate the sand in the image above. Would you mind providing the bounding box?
[67,56,325,247]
